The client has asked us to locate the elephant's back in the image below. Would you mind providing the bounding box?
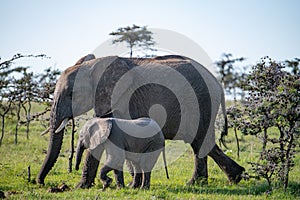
[112,118,162,139]
[127,55,190,68]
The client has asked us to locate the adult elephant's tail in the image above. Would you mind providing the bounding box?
[219,91,228,148]
[163,147,169,179]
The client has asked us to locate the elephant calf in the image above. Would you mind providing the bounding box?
[75,117,169,190]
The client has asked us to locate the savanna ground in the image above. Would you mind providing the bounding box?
[0,105,299,199]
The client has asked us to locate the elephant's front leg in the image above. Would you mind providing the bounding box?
[187,142,208,185]
[141,172,151,189]
[100,165,113,191]
[131,163,143,189]
[208,144,245,183]
[76,150,100,188]
[125,160,135,186]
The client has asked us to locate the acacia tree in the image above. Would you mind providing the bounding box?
[36,67,61,105]
[33,67,61,134]
[109,24,156,58]
[17,69,38,140]
[285,58,299,75]
[0,78,15,145]
[0,54,49,144]
[12,69,31,144]
[1,55,33,144]
[216,53,246,100]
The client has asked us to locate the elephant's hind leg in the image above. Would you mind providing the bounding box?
[131,163,143,189]
[187,143,208,185]
[208,144,245,184]
[113,169,125,189]
[125,160,135,187]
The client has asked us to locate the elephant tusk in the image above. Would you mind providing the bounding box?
[55,118,69,133]
[40,127,50,136]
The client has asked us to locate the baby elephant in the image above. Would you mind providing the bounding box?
[75,117,169,190]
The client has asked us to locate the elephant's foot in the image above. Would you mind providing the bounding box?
[114,170,125,189]
[187,155,208,186]
[76,180,94,189]
[140,172,151,190]
[208,144,245,184]
[37,178,44,186]
[131,173,143,189]
[187,177,208,186]
[101,177,112,191]
[116,183,124,190]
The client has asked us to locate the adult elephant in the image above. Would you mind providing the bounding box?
[37,54,245,185]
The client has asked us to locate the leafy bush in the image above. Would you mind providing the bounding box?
[237,57,299,189]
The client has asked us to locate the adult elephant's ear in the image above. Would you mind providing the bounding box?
[89,119,112,150]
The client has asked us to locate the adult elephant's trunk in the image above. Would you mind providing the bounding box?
[37,102,69,185]
[37,129,64,184]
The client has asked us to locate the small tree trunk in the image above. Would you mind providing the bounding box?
[129,44,134,58]
[278,127,285,164]
[15,100,22,145]
[21,101,31,139]
[0,102,12,146]
[284,133,294,190]
[27,165,31,182]
[233,98,240,159]
[68,118,75,173]
[262,127,268,152]
[267,179,271,188]
[234,126,240,159]
[26,100,31,139]
[0,115,5,146]
[130,48,133,58]
[278,126,286,184]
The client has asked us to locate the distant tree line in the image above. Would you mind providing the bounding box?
[0,54,60,145]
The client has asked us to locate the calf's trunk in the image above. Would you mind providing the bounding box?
[75,142,85,170]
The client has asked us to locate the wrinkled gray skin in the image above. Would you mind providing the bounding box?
[37,54,244,186]
[75,117,168,190]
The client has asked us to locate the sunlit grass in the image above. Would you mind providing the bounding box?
[0,113,299,199]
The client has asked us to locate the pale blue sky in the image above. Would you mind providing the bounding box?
[1,0,299,72]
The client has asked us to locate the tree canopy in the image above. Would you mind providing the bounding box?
[109,24,156,58]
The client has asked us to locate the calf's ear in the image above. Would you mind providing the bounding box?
[89,119,112,150]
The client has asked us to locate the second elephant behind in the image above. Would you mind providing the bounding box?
[75,117,169,190]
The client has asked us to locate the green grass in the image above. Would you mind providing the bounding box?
[0,117,299,199]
